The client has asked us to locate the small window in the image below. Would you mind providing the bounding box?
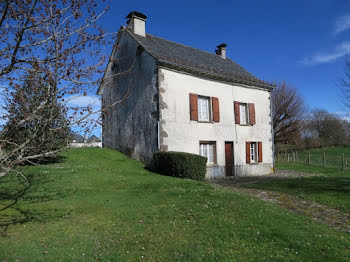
[198,96,210,121]
[250,142,258,163]
[240,103,248,125]
[199,141,216,164]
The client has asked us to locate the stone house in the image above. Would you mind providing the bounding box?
[98,11,276,178]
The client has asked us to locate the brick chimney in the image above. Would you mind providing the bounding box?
[126,11,147,37]
[215,43,227,59]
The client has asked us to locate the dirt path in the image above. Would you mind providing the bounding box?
[210,170,350,233]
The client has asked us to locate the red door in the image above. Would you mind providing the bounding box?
[225,142,234,177]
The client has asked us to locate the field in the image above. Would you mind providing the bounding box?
[0,148,349,261]
[277,146,350,169]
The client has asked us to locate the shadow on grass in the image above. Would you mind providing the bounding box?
[0,170,75,235]
[21,155,67,166]
[249,176,350,194]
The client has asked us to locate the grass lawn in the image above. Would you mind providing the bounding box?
[244,161,350,214]
[0,148,349,261]
[278,146,350,169]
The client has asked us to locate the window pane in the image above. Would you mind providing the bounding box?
[203,144,207,158]
[209,144,214,163]
[240,104,247,125]
[198,97,209,121]
[251,143,254,161]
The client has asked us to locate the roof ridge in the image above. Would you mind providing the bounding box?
[124,27,275,89]
[145,32,229,61]
[141,32,257,77]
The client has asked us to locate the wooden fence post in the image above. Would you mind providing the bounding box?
[293,152,296,162]
[323,152,326,168]
[342,153,345,170]
[296,151,298,162]
[308,152,310,165]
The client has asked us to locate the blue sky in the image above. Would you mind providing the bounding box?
[98,0,350,116]
[2,0,350,136]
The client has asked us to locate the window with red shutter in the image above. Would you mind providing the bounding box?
[234,101,240,124]
[248,103,255,125]
[212,97,220,122]
[189,93,198,121]
[258,141,263,163]
[246,141,250,164]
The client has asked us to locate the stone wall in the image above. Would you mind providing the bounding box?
[101,32,159,164]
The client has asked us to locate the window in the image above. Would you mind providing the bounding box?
[199,141,216,164]
[190,94,220,122]
[239,103,248,125]
[246,141,262,164]
[234,101,255,125]
[198,96,210,121]
[250,142,258,163]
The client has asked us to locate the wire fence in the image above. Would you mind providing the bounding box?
[276,151,350,170]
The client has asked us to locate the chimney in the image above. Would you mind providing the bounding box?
[215,43,227,59]
[126,11,147,37]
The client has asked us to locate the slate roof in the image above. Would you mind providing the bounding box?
[87,135,101,143]
[125,27,275,89]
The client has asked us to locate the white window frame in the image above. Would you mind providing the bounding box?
[250,142,258,163]
[198,96,211,122]
[199,141,216,164]
[240,103,249,125]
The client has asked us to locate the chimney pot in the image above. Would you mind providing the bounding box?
[215,43,227,59]
[126,11,147,37]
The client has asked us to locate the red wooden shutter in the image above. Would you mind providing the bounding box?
[249,103,256,125]
[234,101,240,124]
[212,97,220,122]
[189,93,198,121]
[246,142,251,164]
[258,141,263,163]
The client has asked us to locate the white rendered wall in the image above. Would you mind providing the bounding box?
[158,68,274,178]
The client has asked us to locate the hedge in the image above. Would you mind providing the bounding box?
[153,151,207,180]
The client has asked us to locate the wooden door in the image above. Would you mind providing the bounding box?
[225,142,234,177]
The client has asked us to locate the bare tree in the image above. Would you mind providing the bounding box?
[0,0,121,180]
[272,82,307,145]
[308,109,347,147]
[339,55,350,111]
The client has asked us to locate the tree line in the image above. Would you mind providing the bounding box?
[273,71,350,153]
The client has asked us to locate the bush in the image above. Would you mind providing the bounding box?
[153,151,207,180]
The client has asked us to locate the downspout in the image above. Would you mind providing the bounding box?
[157,67,161,151]
[269,90,275,174]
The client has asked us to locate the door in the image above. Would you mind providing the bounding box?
[225,142,234,177]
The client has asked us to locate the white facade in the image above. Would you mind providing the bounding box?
[158,68,274,178]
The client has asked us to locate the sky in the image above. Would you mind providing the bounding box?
[2,0,350,137]
[96,0,350,117]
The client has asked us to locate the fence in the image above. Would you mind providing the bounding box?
[276,151,350,170]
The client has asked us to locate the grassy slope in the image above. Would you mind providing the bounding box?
[279,146,350,168]
[245,160,350,213]
[0,148,349,261]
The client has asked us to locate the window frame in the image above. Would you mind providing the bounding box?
[239,102,249,125]
[199,141,217,165]
[250,142,258,163]
[197,96,212,122]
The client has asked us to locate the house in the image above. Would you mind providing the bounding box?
[70,134,102,148]
[98,11,275,178]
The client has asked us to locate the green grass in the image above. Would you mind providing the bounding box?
[0,148,349,261]
[245,161,350,214]
[278,146,350,169]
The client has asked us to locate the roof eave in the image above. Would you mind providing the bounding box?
[157,59,275,90]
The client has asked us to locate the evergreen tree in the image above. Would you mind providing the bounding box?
[2,73,70,161]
